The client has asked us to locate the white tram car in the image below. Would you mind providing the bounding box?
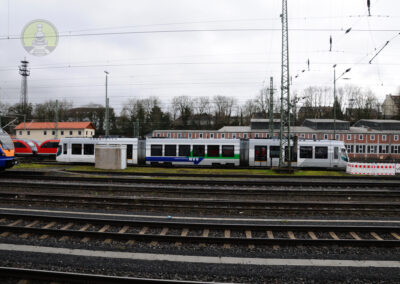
[56,138,140,165]
[248,139,348,168]
[145,138,240,166]
[56,137,348,169]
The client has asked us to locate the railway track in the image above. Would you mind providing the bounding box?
[1,179,400,201]
[0,266,211,284]
[0,211,399,247]
[4,170,400,188]
[0,191,399,216]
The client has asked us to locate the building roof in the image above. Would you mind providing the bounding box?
[250,119,281,123]
[218,126,251,132]
[15,122,95,130]
[304,119,348,123]
[389,95,400,105]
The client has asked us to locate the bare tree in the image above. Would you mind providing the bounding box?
[213,95,237,127]
[171,95,194,127]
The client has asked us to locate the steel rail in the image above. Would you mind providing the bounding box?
[2,191,400,208]
[0,267,210,284]
[2,180,400,198]
[0,224,398,247]
[0,211,399,232]
[3,171,400,188]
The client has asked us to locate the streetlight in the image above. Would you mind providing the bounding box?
[333,65,351,139]
[104,71,109,136]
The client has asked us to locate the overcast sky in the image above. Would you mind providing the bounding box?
[0,0,399,114]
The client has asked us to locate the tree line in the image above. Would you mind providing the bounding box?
[0,84,396,137]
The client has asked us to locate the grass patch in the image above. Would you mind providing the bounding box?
[12,163,63,169]
[65,165,349,177]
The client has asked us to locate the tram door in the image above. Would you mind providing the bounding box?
[127,144,133,164]
[254,146,268,167]
[332,146,339,167]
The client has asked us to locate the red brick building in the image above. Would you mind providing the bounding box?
[152,119,400,162]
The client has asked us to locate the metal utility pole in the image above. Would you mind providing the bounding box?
[279,0,291,168]
[269,77,274,138]
[55,99,59,139]
[104,71,109,136]
[19,59,30,115]
[333,64,351,139]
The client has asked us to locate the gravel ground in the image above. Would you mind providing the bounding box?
[0,250,399,283]
[1,233,400,261]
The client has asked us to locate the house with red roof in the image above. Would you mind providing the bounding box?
[14,122,95,142]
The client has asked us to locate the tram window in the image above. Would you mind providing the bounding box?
[207,145,219,157]
[315,147,328,159]
[193,145,205,157]
[165,145,177,156]
[14,142,26,148]
[63,143,67,154]
[334,147,339,159]
[178,145,190,156]
[42,142,59,148]
[255,146,267,161]
[71,144,82,155]
[222,145,234,157]
[84,144,94,155]
[151,145,162,156]
[127,145,133,159]
[300,146,313,159]
[270,146,280,158]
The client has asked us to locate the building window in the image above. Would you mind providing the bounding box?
[335,134,340,140]
[324,134,328,140]
[78,131,82,135]
[301,134,305,138]
[221,133,225,139]
[367,145,377,154]
[19,131,22,135]
[43,130,47,135]
[52,131,55,135]
[86,131,88,135]
[347,134,352,140]
[356,145,366,154]
[69,131,73,135]
[157,133,160,138]
[27,131,30,135]
[232,134,236,139]
[210,133,214,139]
[178,133,181,138]
[395,135,399,141]
[370,135,375,141]
[189,133,192,139]
[346,145,354,153]
[382,135,387,141]
[255,133,259,138]
[359,134,363,140]
[312,134,316,140]
[199,133,203,138]
[391,145,399,154]
[61,131,64,135]
[379,145,388,154]
[167,133,171,138]
[244,133,248,139]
